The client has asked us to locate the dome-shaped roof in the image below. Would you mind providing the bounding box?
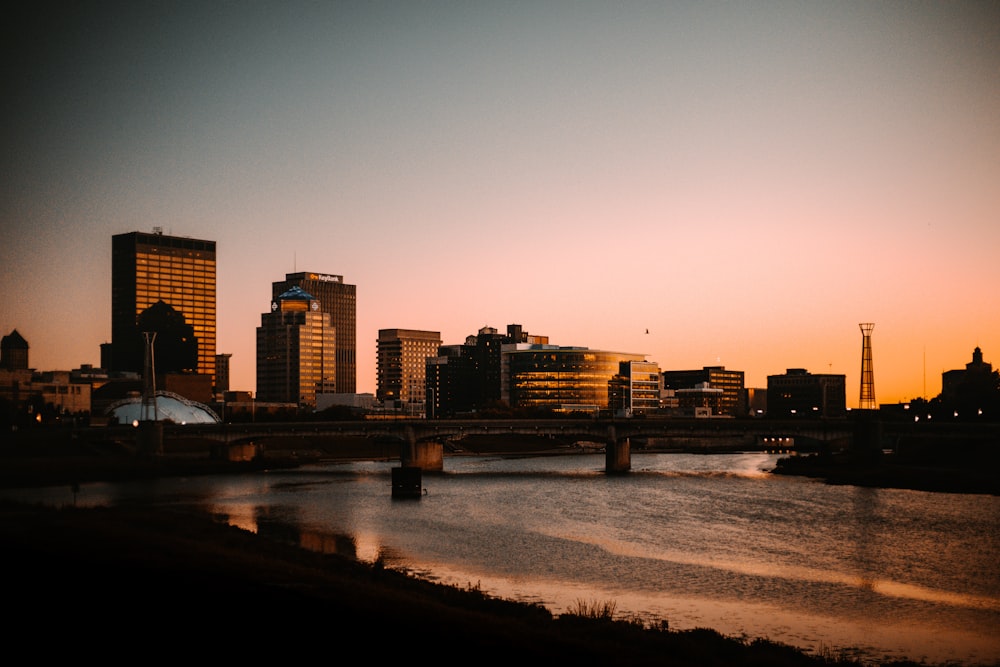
[105,391,220,425]
[276,285,315,301]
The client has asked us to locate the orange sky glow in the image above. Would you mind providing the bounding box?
[2,2,998,407]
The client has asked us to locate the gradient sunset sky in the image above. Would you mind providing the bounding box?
[3,1,998,405]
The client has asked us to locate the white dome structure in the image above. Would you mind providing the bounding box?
[106,391,220,425]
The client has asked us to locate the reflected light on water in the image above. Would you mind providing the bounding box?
[353,532,384,564]
[212,503,259,534]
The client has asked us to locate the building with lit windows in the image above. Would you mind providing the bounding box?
[609,360,662,416]
[110,230,216,385]
[767,368,846,418]
[271,272,356,394]
[377,329,441,411]
[256,286,336,407]
[661,366,745,416]
[425,324,549,417]
[501,345,646,412]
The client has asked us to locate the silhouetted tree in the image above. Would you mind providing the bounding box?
[135,300,199,374]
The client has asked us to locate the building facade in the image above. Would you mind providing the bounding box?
[271,272,356,394]
[609,360,662,416]
[502,345,646,412]
[661,366,745,416]
[766,368,847,418]
[110,230,216,385]
[377,329,442,409]
[425,324,549,417]
[1,330,29,371]
[256,286,336,407]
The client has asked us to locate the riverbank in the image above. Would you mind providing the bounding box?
[2,497,941,666]
[0,432,993,665]
[771,447,1000,496]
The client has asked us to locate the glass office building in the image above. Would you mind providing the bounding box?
[110,231,216,383]
[502,345,647,411]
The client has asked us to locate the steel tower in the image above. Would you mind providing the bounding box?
[859,323,876,410]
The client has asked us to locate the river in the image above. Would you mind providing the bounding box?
[5,451,999,666]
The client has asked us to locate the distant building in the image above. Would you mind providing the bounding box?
[502,345,646,412]
[675,382,726,417]
[739,387,768,417]
[256,286,336,408]
[376,329,441,411]
[426,324,548,417]
[271,272,356,394]
[316,392,376,412]
[940,347,998,417]
[661,366,745,416]
[214,353,232,394]
[1,329,29,371]
[767,368,846,418]
[942,347,993,401]
[110,230,217,387]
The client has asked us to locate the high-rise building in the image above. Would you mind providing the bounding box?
[377,329,441,408]
[271,272,356,394]
[256,286,335,407]
[110,230,216,383]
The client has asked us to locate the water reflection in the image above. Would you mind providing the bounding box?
[2,452,998,666]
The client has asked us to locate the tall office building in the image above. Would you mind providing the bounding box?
[256,286,336,407]
[377,329,441,407]
[271,272,356,394]
[111,230,216,384]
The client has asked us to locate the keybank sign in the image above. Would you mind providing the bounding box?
[307,273,343,283]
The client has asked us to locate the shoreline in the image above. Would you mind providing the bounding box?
[0,440,992,664]
[0,497,946,667]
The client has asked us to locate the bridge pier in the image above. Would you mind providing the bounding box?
[400,438,444,472]
[605,425,630,474]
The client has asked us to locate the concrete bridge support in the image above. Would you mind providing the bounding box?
[605,425,630,474]
[401,439,444,472]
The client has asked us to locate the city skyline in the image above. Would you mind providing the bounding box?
[3,2,998,407]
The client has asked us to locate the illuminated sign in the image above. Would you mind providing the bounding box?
[307,273,342,283]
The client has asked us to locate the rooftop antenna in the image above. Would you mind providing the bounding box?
[859,323,876,410]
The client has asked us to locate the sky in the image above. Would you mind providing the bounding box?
[2,1,998,406]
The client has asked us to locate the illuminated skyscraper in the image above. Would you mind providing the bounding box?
[256,286,336,407]
[110,230,216,384]
[271,272,356,393]
[377,329,441,407]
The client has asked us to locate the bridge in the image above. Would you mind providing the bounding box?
[100,414,995,497]
[119,416,865,471]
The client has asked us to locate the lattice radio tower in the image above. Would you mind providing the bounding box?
[859,323,876,410]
